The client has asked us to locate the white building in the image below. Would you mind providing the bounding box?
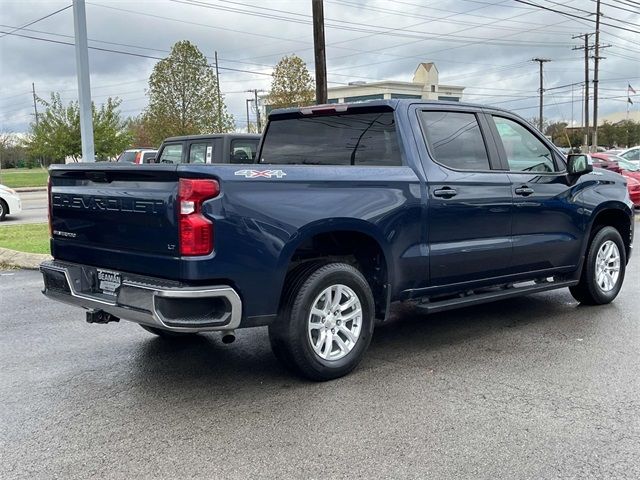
[326,62,465,104]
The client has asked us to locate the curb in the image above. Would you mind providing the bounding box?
[0,247,51,270]
[14,187,47,193]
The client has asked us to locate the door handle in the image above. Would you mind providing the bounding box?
[433,187,457,198]
[514,186,534,196]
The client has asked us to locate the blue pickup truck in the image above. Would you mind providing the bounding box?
[41,100,634,380]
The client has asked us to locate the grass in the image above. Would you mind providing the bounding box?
[0,168,49,188]
[0,223,50,254]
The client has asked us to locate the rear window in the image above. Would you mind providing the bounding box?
[117,151,137,163]
[259,111,401,166]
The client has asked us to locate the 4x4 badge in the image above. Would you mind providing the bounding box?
[234,169,287,179]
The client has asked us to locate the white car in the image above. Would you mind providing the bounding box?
[0,184,22,221]
[619,146,640,166]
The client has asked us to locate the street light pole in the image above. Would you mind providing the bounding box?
[72,0,94,162]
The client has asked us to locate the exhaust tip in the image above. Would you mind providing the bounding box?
[221,332,236,344]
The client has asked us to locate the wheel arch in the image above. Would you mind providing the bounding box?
[586,202,634,262]
[277,219,394,320]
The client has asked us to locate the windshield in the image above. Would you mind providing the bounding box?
[117,151,137,163]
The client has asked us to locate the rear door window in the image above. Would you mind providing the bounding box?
[259,111,401,166]
[420,111,491,170]
[230,139,258,163]
[188,142,211,164]
[158,144,183,164]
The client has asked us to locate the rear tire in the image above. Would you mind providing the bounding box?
[269,262,375,381]
[139,324,198,338]
[569,226,626,305]
[0,199,7,221]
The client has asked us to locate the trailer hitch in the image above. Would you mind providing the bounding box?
[86,309,120,324]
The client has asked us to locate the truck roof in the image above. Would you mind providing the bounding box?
[162,133,261,142]
[268,99,513,119]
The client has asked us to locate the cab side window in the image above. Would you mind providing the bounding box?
[189,143,210,164]
[420,111,491,170]
[492,116,557,173]
[159,144,182,164]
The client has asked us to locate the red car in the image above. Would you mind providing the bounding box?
[589,154,640,206]
[615,158,640,207]
[590,153,622,173]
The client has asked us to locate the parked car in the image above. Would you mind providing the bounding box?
[590,153,622,173]
[0,184,22,221]
[614,158,640,207]
[625,176,640,207]
[116,148,158,164]
[41,100,634,381]
[619,146,640,165]
[156,134,260,164]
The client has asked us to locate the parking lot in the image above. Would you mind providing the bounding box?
[1,232,638,479]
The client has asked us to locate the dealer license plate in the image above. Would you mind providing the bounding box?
[96,269,122,297]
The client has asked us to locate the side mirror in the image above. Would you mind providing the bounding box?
[567,154,593,175]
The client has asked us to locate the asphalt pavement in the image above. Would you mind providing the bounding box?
[1,236,639,479]
[3,190,48,225]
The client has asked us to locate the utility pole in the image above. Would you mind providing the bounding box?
[246,89,266,131]
[31,83,39,126]
[245,98,252,133]
[532,58,550,132]
[312,0,327,104]
[214,50,222,132]
[591,1,609,151]
[72,0,95,162]
[573,33,592,152]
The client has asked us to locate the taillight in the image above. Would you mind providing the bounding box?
[178,178,219,256]
[134,151,142,164]
[47,175,52,238]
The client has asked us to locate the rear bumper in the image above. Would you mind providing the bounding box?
[40,260,242,332]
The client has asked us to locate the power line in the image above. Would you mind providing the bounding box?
[0,4,71,39]
[172,0,573,47]
[0,30,275,78]
[513,0,640,34]
[591,0,640,15]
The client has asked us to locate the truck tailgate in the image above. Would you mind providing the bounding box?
[49,164,179,259]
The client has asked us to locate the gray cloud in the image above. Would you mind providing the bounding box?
[1,0,638,135]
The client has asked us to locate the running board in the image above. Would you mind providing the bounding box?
[413,279,578,314]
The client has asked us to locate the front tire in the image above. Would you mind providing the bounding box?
[269,262,375,381]
[570,226,626,305]
[0,199,7,221]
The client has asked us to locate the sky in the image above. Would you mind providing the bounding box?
[1,0,639,135]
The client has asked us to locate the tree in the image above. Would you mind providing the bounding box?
[24,93,131,163]
[144,40,234,145]
[545,121,569,146]
[127,115,154,148]
[0,132,29,170]
[267,54,315,109]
